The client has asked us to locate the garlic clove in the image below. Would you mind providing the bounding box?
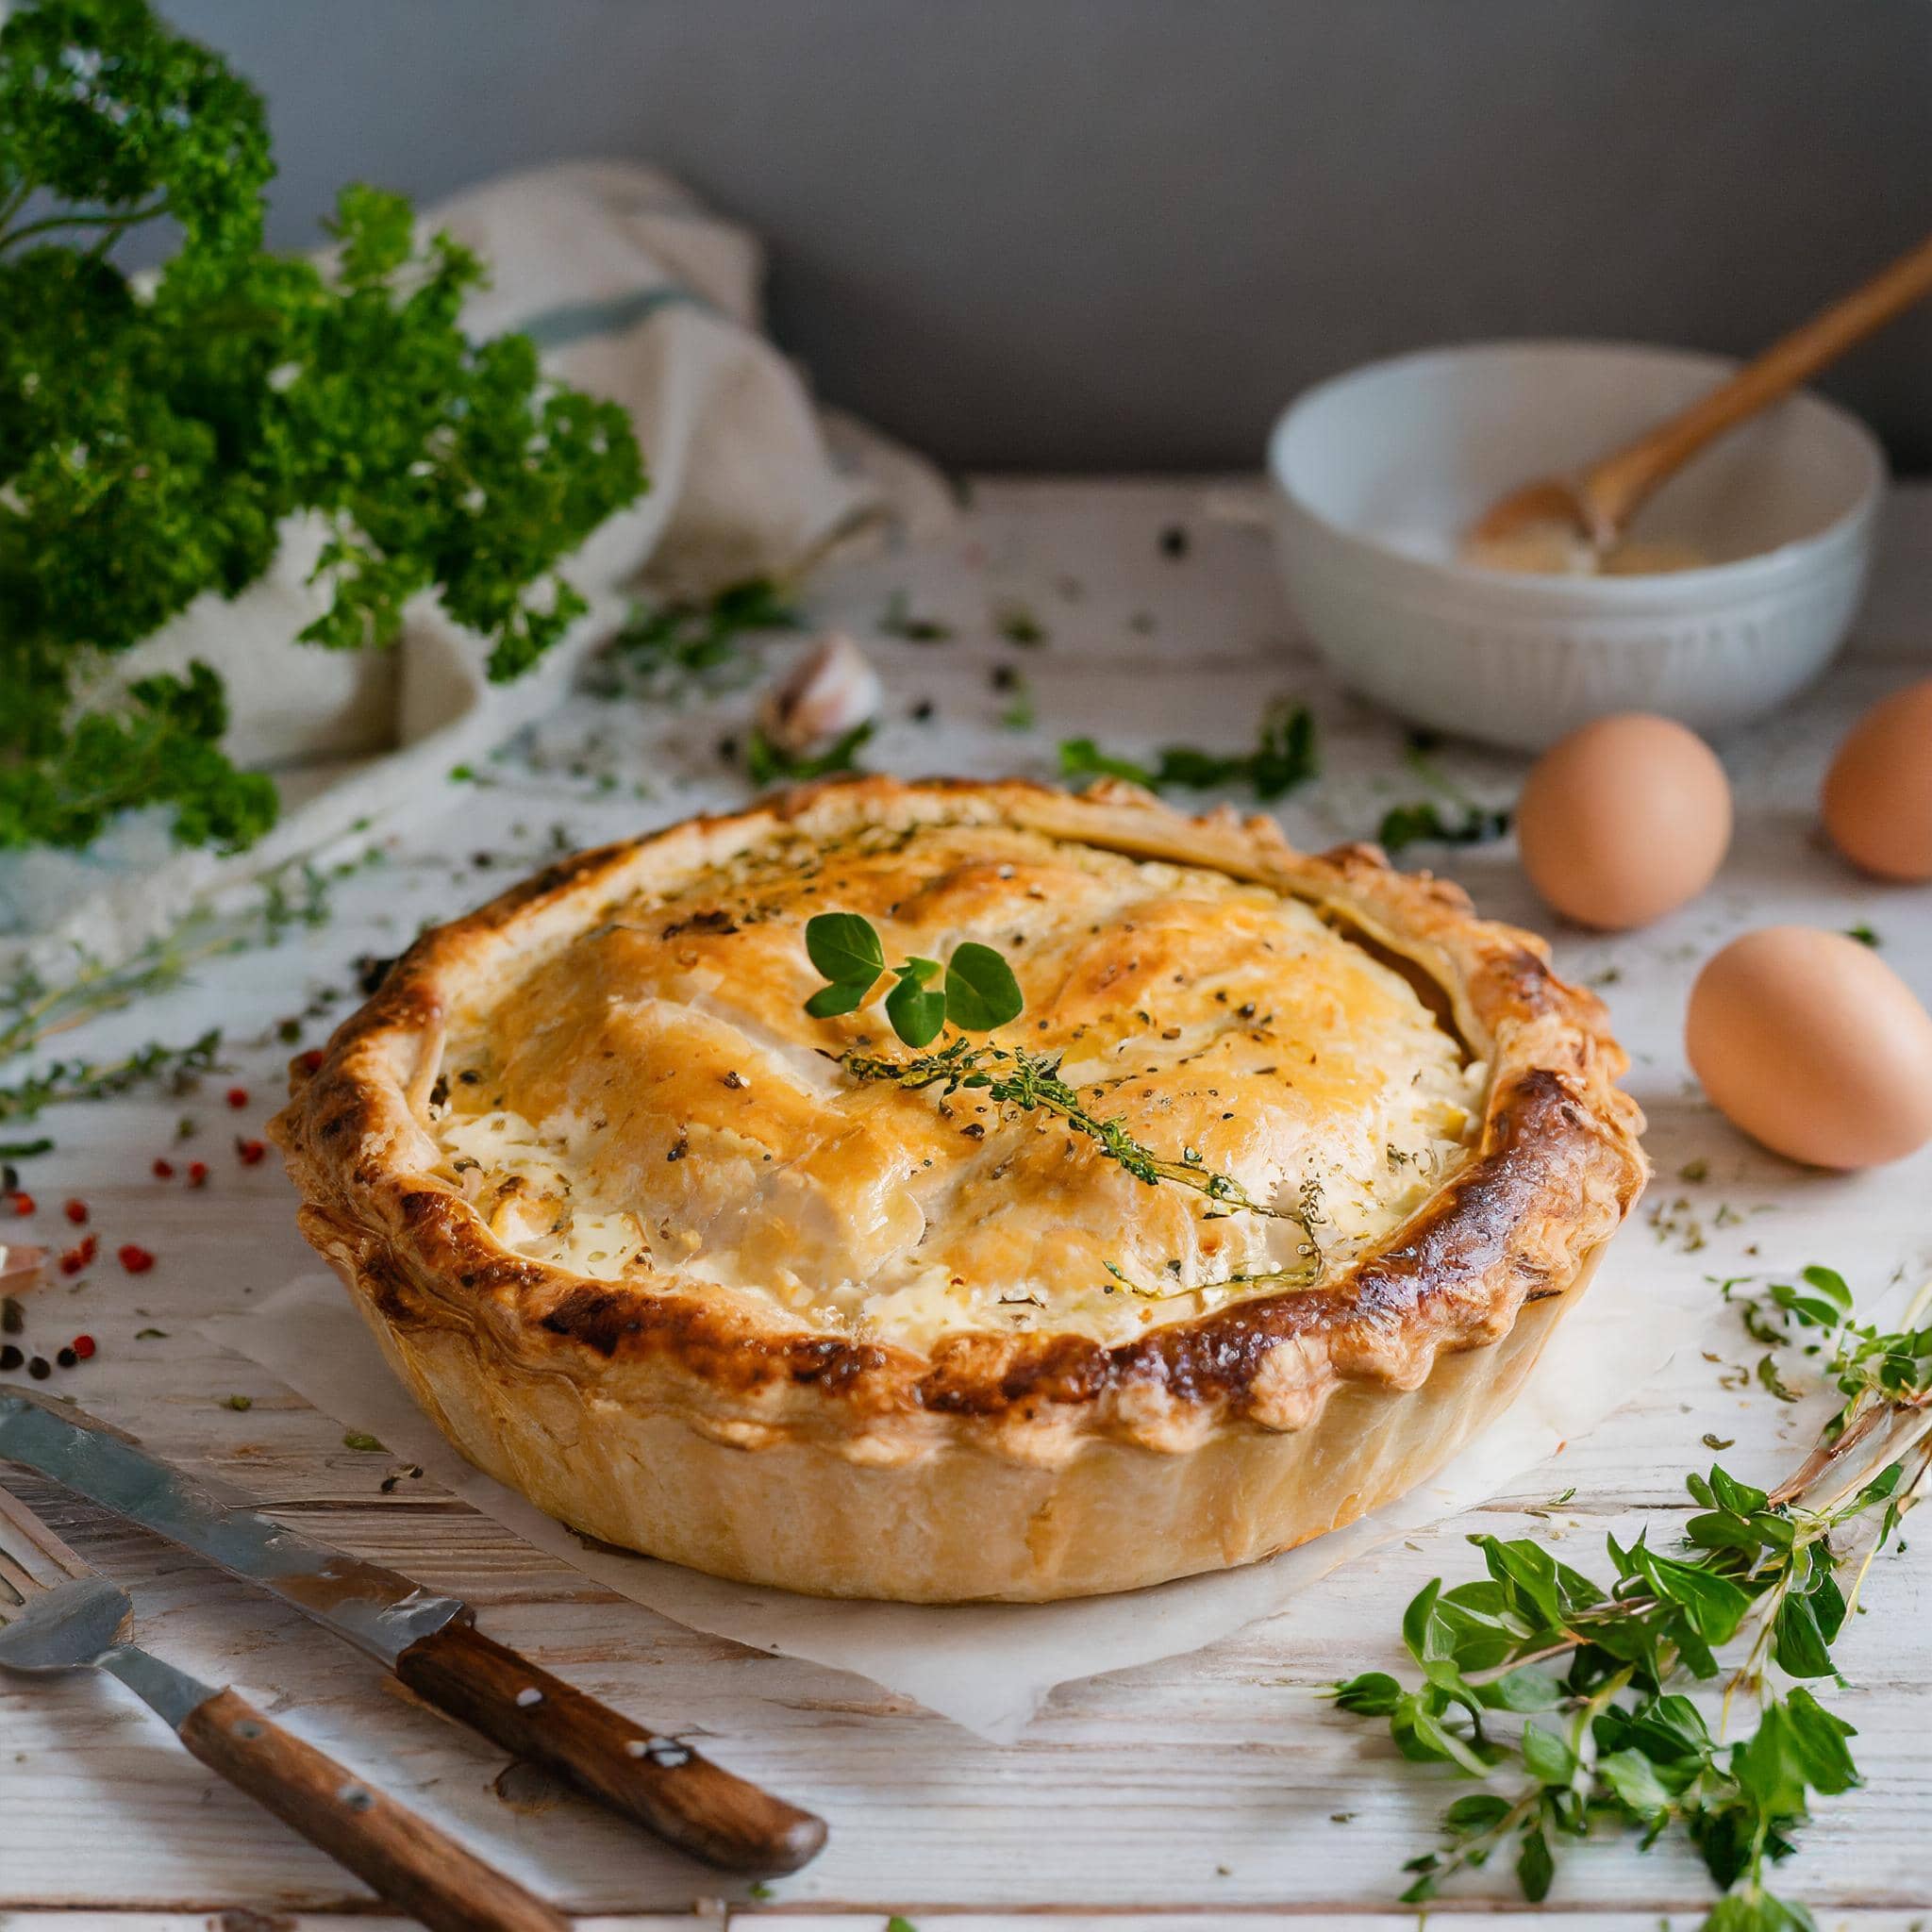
[756,631,882,757]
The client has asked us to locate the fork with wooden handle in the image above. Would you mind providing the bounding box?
[0,1388,827,1875]
[0,1484,568,1932]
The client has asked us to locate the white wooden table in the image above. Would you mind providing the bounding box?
[5,479,1932,1932]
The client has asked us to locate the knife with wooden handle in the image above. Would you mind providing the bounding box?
[0,1389,826,1875]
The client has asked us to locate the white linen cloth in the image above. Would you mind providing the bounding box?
[0,159,950,964]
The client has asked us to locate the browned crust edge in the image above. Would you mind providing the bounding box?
[270,775,1648,1463]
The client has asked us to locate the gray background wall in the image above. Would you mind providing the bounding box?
[157,0,1932,473]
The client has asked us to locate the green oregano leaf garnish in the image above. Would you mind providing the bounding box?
[883,958,946,1049]
[933,941,1023,1033]
[803,914,1020,1044]
[804,911,885,995]
[801,912,1306,1235]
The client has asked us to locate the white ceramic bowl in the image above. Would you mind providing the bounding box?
[1266,341,1886,752]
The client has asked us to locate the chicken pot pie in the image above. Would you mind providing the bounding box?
[273,777,1646,1602]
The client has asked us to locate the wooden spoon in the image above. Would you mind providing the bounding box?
[1468,228,1932,564]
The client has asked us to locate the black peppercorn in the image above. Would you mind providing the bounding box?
[26,1356,51,1380]
[0,1344,21,1372]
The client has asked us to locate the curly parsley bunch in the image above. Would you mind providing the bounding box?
[0,0,645,854]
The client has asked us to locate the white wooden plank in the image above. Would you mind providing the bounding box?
[3,479,1931,1916]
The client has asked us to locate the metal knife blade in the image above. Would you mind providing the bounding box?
[0,1389,465,1665]
[0,1388,831,1874]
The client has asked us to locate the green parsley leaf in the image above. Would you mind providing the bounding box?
[0,0,645,856]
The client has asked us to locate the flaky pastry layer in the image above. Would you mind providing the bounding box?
[272,778,1646,1598]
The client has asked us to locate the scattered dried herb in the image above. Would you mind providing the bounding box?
[0,1027,223,1124]
[608,576,799,695]
[1,863,327,1065]
[877,591,953,642]
[992,600,1047,646]
[1059,699,1317,802]
[745,719,874,789]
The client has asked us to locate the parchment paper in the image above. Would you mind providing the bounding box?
[205,1253,1702,1743]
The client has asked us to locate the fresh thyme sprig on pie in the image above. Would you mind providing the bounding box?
[1336,1265,1932,1931]
[802,909,1294,1223]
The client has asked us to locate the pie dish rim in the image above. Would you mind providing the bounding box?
[270,774,1648,1470]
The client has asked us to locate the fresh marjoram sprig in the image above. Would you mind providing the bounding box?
[1334,1264,1932,1931]
[802,911,1291,1222]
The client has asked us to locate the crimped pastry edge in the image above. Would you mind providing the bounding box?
[329,1244,1601,1601]
[271,776,1648,1479]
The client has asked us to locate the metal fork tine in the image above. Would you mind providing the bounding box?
[0,1485,93,1602]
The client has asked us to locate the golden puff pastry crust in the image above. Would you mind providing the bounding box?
[272,777,1647,1601]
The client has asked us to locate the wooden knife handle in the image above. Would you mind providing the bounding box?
[396,1620,826,1875]
[177,1687,568,1932]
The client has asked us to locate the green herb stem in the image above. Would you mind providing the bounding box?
[1336,1262,1930,1929]
[841,1039,1298,1224]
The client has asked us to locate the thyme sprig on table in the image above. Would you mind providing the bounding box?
[0,1026,224,1124]
[1335,1265,1932,1931]
[804,912,1291,1221]
[0,859,331,1064]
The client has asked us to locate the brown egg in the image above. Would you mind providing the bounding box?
[1822,676,1932,881]
[1517,714,1731,930]
[1687,926,1932,1169]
